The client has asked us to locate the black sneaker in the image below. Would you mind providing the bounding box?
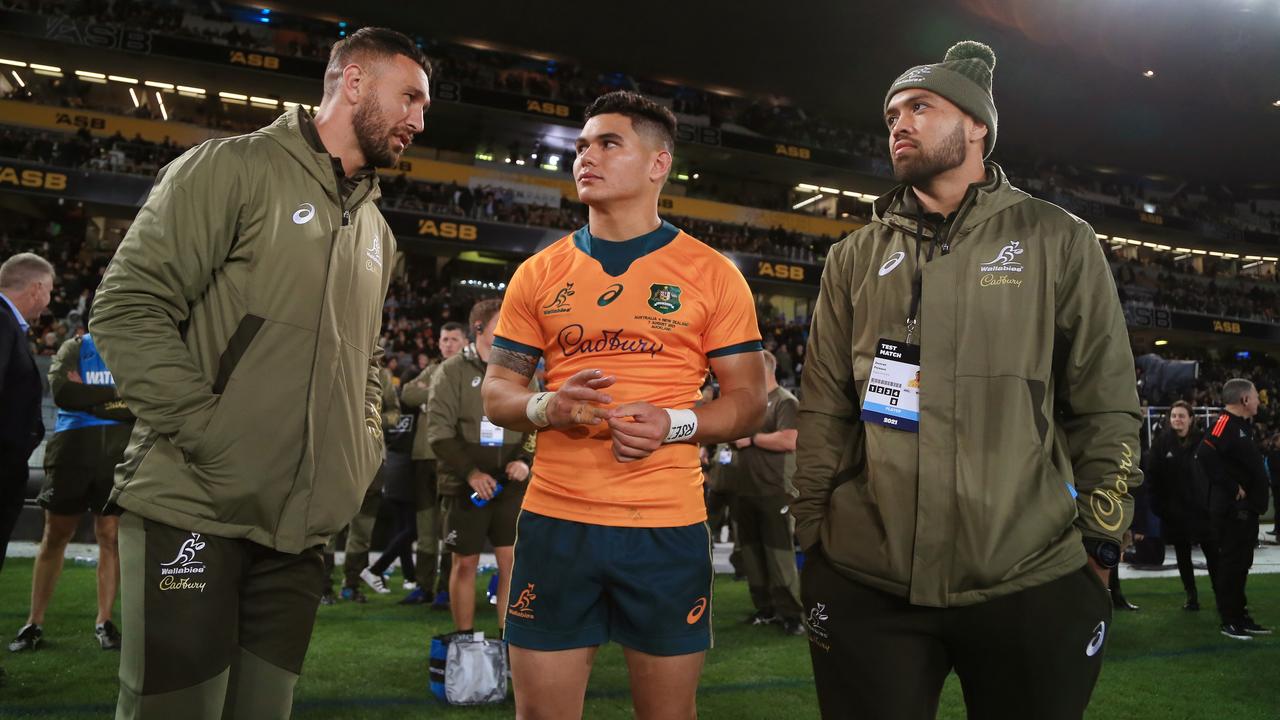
[1183,599,1200,612]
[781,618,806,636]
[744,610,778,626]
[1221,623,1254,641]
[8,624,42,653]
[1241,618,1272,636]
[95,621,121,650]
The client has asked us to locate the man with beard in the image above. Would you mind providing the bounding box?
[793,41,1141,718]
[90,27,429,718]
[1147,400,1217,611]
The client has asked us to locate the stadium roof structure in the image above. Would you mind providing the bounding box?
[293,0,1279,186]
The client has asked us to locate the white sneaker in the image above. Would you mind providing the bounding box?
[403,581,418,591]
[360,568,391,594]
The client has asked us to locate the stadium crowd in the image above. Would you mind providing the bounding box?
[3,0,1275,245]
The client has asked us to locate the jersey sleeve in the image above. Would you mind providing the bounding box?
[703,258,763,358]
[493,259,546,359]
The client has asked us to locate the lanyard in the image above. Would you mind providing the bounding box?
[905,209,942,345]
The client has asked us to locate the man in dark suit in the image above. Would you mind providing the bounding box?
[0,252,55,574]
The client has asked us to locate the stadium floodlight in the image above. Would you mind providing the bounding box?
[796,183,819,191]
[30,63,62,77]
[128,87,139,107]
[108,75,138,84]
[219,91,248,101]
[177,85,206,95]
[843,190,860,197]
[676,173,689,181]
[144,80,174,90]
[250,96,279,106]
[1191,249,1207,255]
[1154,339,1168,346]
[10,70,24,87]
[1263,256,1278,262]
[1096,233,1109,240]
[75,70,105,79]
[155,92,168,121]
[692,173,699,180]
[819,186,840,194]
[1142,70,1155,78]
[1209,251,1225,257]
[793,194,824,210]
[0,58,25,67]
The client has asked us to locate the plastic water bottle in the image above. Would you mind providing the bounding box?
[73,556,98,567]
[470,482,504,507]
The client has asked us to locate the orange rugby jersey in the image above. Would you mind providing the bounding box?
[494,220,762,527]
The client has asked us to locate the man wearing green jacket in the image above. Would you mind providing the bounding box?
[427,299,533,635]
[794,41,1141,719]
[90,28,430,719]
[399,320,466,607]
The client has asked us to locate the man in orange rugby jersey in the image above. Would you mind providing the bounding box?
[482,90,767,720]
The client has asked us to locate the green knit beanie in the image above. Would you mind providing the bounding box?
[884,41,998,158]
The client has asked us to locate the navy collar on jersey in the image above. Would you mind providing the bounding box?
[572,220,679,277]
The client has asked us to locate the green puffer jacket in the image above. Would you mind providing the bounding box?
[792,164,1142,608]
[91,108,395,553]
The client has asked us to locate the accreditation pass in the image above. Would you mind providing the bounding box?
[860,339,921,433]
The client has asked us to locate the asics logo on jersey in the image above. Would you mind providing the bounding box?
[1085,621,1107,657]
[686,597,708,624]
[557,325,664,359]
[597,283,624,307]
[292,202,316,225]
[879,251,906,276]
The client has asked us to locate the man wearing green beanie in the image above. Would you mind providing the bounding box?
[793,41,1141,718]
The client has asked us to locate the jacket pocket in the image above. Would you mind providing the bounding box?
[188,319,315,530]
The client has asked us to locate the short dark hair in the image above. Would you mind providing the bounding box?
[440,321,466,336]
[323,27,431,98]
[584,91,677,153]
[469,298,503,332]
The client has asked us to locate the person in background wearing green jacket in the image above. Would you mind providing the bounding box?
[793,41,1142,720]
[399,321,466,608]
[427,299,533,636]
[732,351,804,636]
[89,28,430,719]
[9,328,134,655]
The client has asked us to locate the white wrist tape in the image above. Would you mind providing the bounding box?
[525,391,554,428]
[664,408,698,443]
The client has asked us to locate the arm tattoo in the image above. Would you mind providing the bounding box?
[491,347,537,380]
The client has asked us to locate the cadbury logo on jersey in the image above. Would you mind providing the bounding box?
[557,325,664,359]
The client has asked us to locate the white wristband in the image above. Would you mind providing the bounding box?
[664,408,698,443]
[525,392,554,428]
